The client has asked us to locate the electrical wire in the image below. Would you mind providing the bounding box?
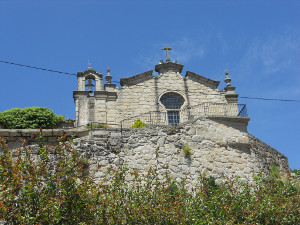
[0,60,76,76]
[1,60,299,103]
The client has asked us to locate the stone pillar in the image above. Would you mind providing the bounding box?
[77,76,85,91]
[95,74,104,91]
[74,96,80,127]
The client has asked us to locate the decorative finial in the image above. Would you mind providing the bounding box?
[159,60,163,64]
[162,45,172,62]
[106,67,112,84]
[224,70,231,87]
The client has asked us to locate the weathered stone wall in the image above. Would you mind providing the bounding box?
[72,117,289,183]
[109,70,227,125]
[0,118,289,184]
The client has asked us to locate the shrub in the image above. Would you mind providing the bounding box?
[0,136,299,224]
[293,168,300,176]
[182,144,191,157]
[0,134,97,224]
[0,107,63,129]
[130,118,146,128]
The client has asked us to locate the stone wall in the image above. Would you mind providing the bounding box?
[109,70,227,125]
[0,117,289,184]
[73,117,289,184]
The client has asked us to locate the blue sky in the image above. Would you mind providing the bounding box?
[0,0,299,169]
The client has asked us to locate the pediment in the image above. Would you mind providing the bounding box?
[120,70,153,86]
[185,71,220,88]
[77,67,103,78]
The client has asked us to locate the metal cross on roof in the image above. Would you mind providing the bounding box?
[162,45,172,62]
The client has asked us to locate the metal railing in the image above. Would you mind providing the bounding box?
[181,103,248,121]
[120,111,168,129]
[120,103,248,128]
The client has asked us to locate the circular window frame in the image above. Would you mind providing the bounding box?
[158,91,187,112]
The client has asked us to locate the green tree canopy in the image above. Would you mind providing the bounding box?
[0,107,63,129]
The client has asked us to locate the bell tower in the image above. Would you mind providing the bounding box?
[73,66,103,127]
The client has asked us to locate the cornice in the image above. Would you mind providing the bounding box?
[155,62,183,73]
[185,71,220,88]
[120,70,153,86]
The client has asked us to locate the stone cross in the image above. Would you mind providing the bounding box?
[162,45,172,62]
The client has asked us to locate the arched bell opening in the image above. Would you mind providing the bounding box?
[84,75,96,95]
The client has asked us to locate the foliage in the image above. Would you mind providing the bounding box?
[86,123,110,129]
[182,144,191,157]
[270,163,280,178]
[0,107,63,129]
[293,169,300,176]
[130,118,146,128]
[0,136,299,224]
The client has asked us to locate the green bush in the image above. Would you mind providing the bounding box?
[293,169,300,175]
[130,118,146,128]
[0,107,63,129]
[0,136,299,224]
[182,144,191,157]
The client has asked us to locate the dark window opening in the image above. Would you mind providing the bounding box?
[168,111,180,126]
[160,92,184,109]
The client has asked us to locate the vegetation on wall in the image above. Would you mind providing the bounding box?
[0,107,63,129]
[130,118,146,128]
[182,144,192,157]
[0,135,299,224]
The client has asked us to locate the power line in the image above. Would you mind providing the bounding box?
[0,60,76,76]
[1,60,300,103]
[239,96,300,103]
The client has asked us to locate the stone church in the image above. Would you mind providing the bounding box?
[0,46,289,184]
[67,46,289,182]
[73,46,243,128]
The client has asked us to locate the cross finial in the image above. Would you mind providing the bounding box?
[88,60,92,69]
[162,45,172,62]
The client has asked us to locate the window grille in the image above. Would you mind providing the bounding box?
[167,111,180,126]
[160,92,184,109]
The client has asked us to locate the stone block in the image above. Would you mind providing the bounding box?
[234,157,243,164]
[237,164,245,170]
[238,137,249,144]
[191,160,201,167]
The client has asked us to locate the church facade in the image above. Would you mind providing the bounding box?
[0,47,290,183]
[73,46,244,128]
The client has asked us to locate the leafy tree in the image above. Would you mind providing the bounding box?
[0,107,63,129]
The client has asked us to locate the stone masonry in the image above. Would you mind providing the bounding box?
[0,46,290,183]
[0,117,289,184]
[73,47,237,127]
